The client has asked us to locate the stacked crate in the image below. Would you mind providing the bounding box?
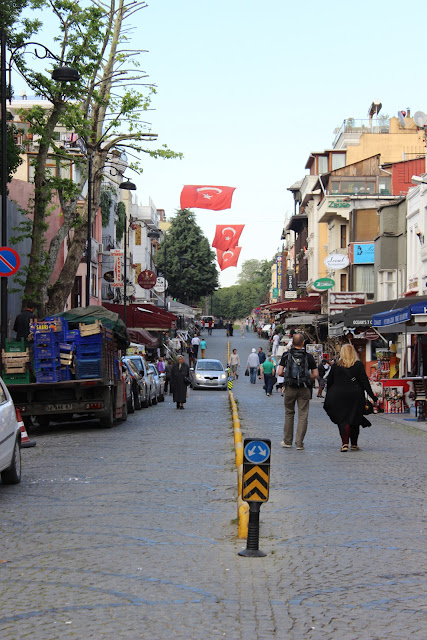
[2,339,31,384]
[75,320,113,380]
[32,317,68,383]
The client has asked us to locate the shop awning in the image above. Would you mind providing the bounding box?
[103,302,176,330]
[283,314,327,326]
[372,299,427,327]
[127,328,159,348]
[329,297,427,328]
[264,295,321,313]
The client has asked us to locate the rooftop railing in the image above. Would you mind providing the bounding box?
[333,118,390,147]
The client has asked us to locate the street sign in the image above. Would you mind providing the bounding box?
[0,246,20,277]
[153,276,168,293]
[272,287,279,298]
[242,438,271,503]
[138,269,157,289]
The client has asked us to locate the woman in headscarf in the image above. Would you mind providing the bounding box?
[324,344,377,452]
[170,355,190,409]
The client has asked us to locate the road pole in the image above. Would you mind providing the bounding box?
[86,155,92,307]
[123,216,127,327]
[1,26,8,366]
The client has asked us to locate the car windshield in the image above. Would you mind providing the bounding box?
[128,358,144,374]
[196,361,223,371]
[148,364,157,376]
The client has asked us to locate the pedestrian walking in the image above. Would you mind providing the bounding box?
[258,346,266,378]
[316,358,329,397]
[246,348,260,384]
[170,355,190,409]
[229,348,240,380]
[323,344,378,452]
[187,343,196,369]
[13,300,37,342]
[191,334,200,359]
[208,320,213,335]
[272,332,281,357]
[261,355,276,396]
[245,317,250,332]
[164,359,172,394]
[276,333,318,450]
[199,337,207,358]
[156,356,165,374]
[228,320,234,337]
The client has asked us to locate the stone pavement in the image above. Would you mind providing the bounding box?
[0,329,426,640]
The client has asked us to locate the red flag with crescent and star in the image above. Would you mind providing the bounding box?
[216,246,242,271]
[212,224,245,251]
[180,185,236,211]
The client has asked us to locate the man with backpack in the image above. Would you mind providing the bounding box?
[276,333,318,450]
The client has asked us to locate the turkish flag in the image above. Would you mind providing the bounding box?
[217,246,242,271]
[212,224,244,251]
[180,185,236,211]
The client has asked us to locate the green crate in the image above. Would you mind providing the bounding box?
[2,370,33,385]
[5,339,26,353]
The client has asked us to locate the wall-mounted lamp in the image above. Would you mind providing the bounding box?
[416,229,424,244]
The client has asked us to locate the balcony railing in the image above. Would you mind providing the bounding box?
[333,118,390,147]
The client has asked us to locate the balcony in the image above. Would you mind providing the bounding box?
[333,118,390,149]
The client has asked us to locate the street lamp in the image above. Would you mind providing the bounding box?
[0,29,79,358]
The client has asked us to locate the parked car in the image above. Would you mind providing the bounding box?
[0,377,21,485]
[190,359,228,390]
[125,355,157,407]
[122,357,147,411]
[148,363,165,403]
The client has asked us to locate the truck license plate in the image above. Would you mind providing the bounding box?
[45,403,73,411]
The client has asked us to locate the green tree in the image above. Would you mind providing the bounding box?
[155,209,218,305]
[212,257,272,318]
[10,0,180,314]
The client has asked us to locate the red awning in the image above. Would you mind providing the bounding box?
[264,295,321,313]
[103,303,176,330]
[128,328,159,348]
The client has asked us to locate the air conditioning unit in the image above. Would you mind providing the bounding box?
[98,242,105,254]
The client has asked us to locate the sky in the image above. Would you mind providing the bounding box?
[16,0,427,287]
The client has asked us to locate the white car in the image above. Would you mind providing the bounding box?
[190,359,228,390]
[0,377,21,484]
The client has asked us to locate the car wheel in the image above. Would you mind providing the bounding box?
[100,391,115,428]
[121,398,128,421]
[1,438,21,485]
[152,392,158,405]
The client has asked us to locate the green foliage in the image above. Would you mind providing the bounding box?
[212,258,273,318]
[100,189,113,227]
[155,209,219,305]
[116,201,126,242]
[0,124,23,193]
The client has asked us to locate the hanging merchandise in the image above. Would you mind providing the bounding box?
[212,224,245,251]
[180,185,236,211]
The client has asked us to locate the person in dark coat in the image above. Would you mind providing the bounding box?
[13,301,37,341]
[170,355,190,409]
[324,344,377,452]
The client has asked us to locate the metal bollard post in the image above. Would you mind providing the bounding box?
[238,503,266,557]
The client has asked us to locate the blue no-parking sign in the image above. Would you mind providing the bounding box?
[0,246,20,277]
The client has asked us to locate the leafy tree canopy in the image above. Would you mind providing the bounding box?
[212,258,273,319]
[155,209,219,306]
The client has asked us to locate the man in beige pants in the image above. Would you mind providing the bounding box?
[276,333,318,450]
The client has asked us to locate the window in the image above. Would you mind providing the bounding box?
[318,156,328,173]
[332,154,346,170]
[340,273,347,291]
[378,270,395,300]
[90,265,98,298]
[340,225,347,249]
[0,381,7,404]
[354,265,374,294]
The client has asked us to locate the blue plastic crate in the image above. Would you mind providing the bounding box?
[61,366,72,381]
[59,343,74,354]
[76,344,102,359]
[75,332,104,345]
[75,358,102,379]
[34,344,60,358]
[34,331,64,346]
[34,359,60,371]
[36,369,62,383]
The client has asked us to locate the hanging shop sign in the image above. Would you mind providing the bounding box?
[313,277,335,290]
[137,269,157,289]
[153,277,168,293]
[329,291,367,315]
[110,249,123,287]
[324,254,350,269]
[276,256,283,296]
[349,243,375,265]
[364,329,379,340]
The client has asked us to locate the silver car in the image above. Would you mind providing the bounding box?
[0,377,21,484]
[148,364,165,402]
[190,359,228,390]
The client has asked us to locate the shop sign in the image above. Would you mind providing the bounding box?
[286,271,296,291]
[329,291,366,314]
[272,287,279,298]
[350,243,375,264]
[327,199,351,209]
[285,290,298,299]
[314,277,335,290]
[137,269,157,289]
[324,254,350,269]
[364,329,379,340]
[112,250,123,288]
[276,255,283,294]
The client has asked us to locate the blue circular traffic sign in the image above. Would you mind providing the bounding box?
[244,440,270,464]
[0,246,20,277]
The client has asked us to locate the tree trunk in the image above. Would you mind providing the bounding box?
[45,221,87,314]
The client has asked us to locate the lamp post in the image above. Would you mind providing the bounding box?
[0,27,79,358]
[118,178,137,327]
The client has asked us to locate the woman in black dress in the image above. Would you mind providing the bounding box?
[170,355,190,409]
[324,344,377,452]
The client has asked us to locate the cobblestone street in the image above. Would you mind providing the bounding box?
[1,330,426,640]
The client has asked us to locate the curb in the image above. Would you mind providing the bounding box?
[228,386,249,539]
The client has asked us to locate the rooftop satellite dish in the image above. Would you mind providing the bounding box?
[413,111,427,128]
[397,111,406,128]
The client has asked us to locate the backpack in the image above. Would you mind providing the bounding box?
[285,348,311,387]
